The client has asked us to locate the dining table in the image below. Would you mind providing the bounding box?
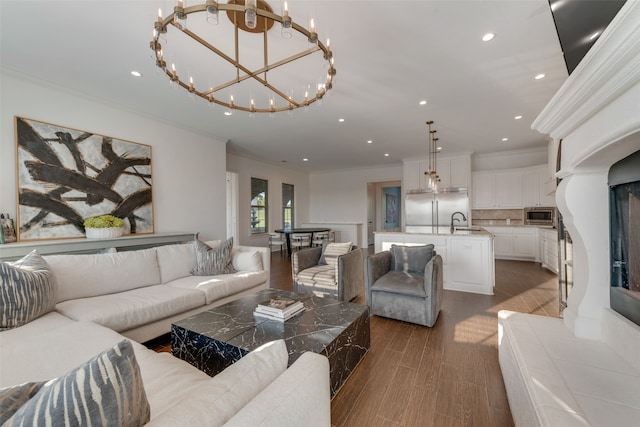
[273,227,331,257]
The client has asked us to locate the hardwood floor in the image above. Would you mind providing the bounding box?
[150,247,559,426]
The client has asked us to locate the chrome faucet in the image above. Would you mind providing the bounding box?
[450,211,467,233]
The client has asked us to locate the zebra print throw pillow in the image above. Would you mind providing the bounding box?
[0,250,56,330]
[192,238,237,276]
[8,340,150,426]
[0,382,45,425]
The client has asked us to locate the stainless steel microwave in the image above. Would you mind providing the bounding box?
[524,207,556,227]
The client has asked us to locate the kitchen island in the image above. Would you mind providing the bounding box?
[374,227,495,295]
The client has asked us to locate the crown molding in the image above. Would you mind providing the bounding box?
[531,1,640,139]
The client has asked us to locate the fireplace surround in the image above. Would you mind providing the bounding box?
[498,3,640,424]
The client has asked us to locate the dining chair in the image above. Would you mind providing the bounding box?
[312,231,330,247]
[268,232,286,258]
[290,233,311,251]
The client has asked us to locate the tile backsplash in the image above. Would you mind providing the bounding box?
[472,209,523,226]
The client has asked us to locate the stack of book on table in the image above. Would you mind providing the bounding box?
[254,296,305,322]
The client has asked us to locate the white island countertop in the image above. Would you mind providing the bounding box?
[376,226,493,237]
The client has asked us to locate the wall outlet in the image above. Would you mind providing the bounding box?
[506,218,511,225]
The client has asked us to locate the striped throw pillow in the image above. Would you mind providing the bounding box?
[192,238,237,276]
[0,250,56,330]
[319,242,353,267]
[0,382,45,425]
[9,340,150,426]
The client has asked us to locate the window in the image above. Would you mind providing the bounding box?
[282,183,294,229]
[250,178,268,234]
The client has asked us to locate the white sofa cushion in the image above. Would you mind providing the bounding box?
[231,247,264,272]
[55,285,205,332]
[155,243,196,283]
[166,271,268,305]
[224,351,331,427]
[0,311,74,348]
[1,321,136,387]
[45,248,161,303]
[147,340,288,426]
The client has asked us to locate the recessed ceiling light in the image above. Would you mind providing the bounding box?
[482,33,495,42]
[130,71,142,77]
[419,100,427,105]
[367,140,373,144]
[338,118,345,122]
[502,137,509,142]
[384,153,389,157]
[437,146,442,151]
[514,115,522,120]
[224,111,232,116]
[534,73,546,80]
[303,158,309,162]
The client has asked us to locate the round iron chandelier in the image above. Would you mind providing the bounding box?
[150,0,336,114]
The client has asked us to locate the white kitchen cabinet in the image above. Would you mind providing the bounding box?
[485,227,512,257]
[485,226,537,260]
[539,228,558,273]
[472,165,554,209]
[449,238,484,285]
[523,165,556,207]
[513,227,538,259]
[448,156,471,188]
[495,171,522,208]
[404,155,471,191]
[472,173,496,208]
[472,170,522,209]
[403,159,422,191]
[522,169,540,207]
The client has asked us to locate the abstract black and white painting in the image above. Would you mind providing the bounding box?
[15,117,154,241]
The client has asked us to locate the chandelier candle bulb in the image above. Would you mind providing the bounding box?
[281,2,292,39]
[206,0,219,25]
[308,18,317,43]
[245,0,257,29]
[174,0,187,30]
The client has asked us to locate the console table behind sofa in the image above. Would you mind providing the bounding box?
[0,232,198,261]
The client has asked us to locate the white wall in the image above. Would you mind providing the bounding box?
[472,147,547,171]
[0,73,228,242]
[309,165,403,248]
[226,152,310,247]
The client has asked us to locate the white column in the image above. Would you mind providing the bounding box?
[556,172,610,339]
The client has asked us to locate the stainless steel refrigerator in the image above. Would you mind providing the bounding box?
[405,188,469,231]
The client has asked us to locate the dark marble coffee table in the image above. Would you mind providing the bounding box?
[171,289,370,396]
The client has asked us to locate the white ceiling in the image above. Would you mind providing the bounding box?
[0,0,568,172]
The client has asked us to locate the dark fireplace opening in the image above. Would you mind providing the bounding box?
[610,150,640,327]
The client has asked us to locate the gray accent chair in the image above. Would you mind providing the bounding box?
[365,244,443,327]
[293,246,363,301]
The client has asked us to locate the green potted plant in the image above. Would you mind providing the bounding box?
[83,215,125,239]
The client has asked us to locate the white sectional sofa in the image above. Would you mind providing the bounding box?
[44,241,271,342]
[0,240,331,426]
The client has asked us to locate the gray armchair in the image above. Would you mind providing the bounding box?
[293,244,363,301]
[365,244,443,327]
